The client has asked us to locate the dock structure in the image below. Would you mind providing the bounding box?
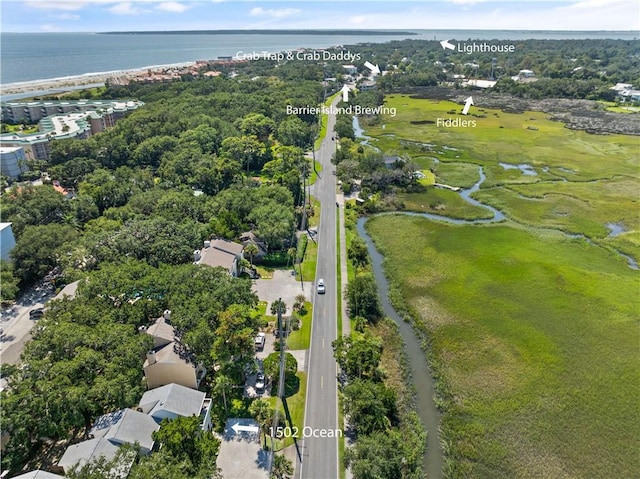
[434,183,461,192]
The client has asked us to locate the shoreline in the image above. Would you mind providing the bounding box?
[0,61,196,96]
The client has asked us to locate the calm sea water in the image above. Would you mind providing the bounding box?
[1,30,637,85]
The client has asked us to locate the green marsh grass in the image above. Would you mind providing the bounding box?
[366,215,639,478]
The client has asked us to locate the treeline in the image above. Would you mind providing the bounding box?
[0,71,324,475]
[346,38,640,100]
[332,206,426,478]
[0,75,324,301]
[1,261,258,476]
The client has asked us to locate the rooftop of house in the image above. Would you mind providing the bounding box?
[199,238,244,271]
[144,341,195,369]
[58,437,121,473]
[12,471,65,479]
[138,383,206,419]
[90,408,159,452]
[145,315,177,346]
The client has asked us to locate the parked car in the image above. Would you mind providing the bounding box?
[254,332,266,350]
[255,372,266,394]
[317,279,326,294]
[29,308,44,320]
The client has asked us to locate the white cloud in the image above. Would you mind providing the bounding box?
[249,7,301,19]
[26,1,92,10]
[51,12,81,20]
[109,2,146,15]
[446,0,488,4]
[155,2,189,13]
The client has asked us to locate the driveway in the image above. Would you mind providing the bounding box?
[217,418,268,479]
[252,270,311,315]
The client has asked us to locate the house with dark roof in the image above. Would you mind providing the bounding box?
[383,155,406,169]
[239,231,268,263]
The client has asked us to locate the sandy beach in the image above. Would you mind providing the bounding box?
[0,62,197,97]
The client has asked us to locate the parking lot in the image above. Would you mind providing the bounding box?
[252,269,311,318]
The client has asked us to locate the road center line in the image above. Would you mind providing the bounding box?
[321,376,324,388]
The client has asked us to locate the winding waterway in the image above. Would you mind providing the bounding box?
[353,117,638,477]
[356,218,443,479]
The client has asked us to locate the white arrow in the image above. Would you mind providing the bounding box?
[363,61,380,75]
[341,84,350,103]
[231,422,259,434]
[440,39,455,51]
[462,96,474,115]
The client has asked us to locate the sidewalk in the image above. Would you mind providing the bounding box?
[337,192,350,338]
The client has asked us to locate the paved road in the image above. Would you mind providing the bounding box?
[300,96,340,479]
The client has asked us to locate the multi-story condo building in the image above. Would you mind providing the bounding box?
[0,99,143,162]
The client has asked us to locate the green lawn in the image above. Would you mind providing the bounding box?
[268,372,307,449]
[298,234,318,282]
[315,92,340,149]
[287,302,312,350]
[309,161,323,185]
[366,215,639,479]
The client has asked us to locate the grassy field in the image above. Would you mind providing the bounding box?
[366,215,639,478]
[398,187,494,220]
[372,94,639,181]
[357,94,640,478]
[371,94,639,257]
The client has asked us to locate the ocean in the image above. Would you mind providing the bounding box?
[1,30,638,86]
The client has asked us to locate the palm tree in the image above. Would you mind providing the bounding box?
[244,243,259,266]
[293,294,306,312]
[271,454,294,479]
[249,399,273,449]
[287,247,297,272]
[270,299,287,316]
[239,258,251,275]
[214,374,233,413]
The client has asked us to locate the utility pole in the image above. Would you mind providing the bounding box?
[269,298,287,477]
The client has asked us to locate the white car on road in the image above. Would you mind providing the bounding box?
[317,279,326,294]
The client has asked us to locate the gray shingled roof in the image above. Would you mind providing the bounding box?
[58,437,120,472]
[90,408,159,453]
[138,383,205,419]
[13,471,65,479]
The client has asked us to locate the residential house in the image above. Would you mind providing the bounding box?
[138,383,213,431]
[383,155,405,169]
[198,238,244,276]
[89,408,160,454]
[13,471,65,479]
[511,69,537,82]
[239,231,268,264]
[58,437,133,477]
[141,310,206,390]
[359,80,377,92]
[342,65,358,76]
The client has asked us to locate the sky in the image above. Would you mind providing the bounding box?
[1,0,639,33]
